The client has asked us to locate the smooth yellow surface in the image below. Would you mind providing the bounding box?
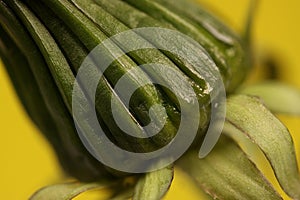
[0,0,300,199]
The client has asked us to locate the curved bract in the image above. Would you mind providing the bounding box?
[4,1,299,200]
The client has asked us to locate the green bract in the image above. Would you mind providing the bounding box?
[0,0,299,199]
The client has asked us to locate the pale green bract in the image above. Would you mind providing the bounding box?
[133,165,174,200]
[30,181,115,200]
[224,95,300,199]
[238,81,300,115]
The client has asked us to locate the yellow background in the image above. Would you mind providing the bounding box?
[0,0,300,199]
